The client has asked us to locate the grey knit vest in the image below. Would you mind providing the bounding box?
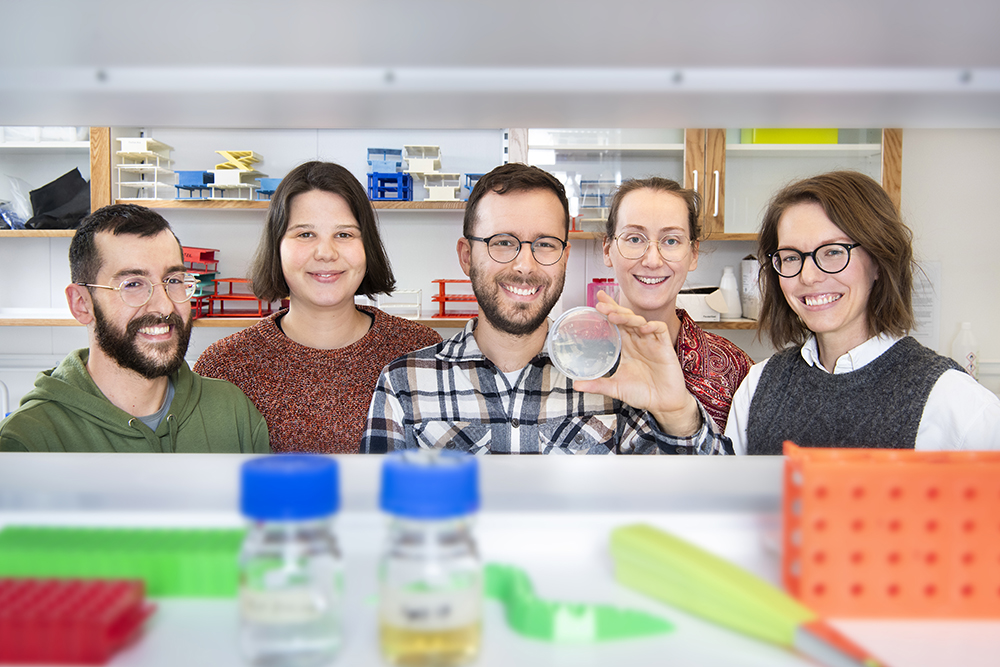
[747,337,963,455]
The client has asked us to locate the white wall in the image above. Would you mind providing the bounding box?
[3,129,999,414]
[901,129,1000,393]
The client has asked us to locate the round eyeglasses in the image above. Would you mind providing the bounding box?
[613,232,692,261]
[465,233,567,266]
[78,273,198,307]
[768,243,862,278]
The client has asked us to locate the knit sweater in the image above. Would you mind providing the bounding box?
[746,336,963,454]
[194,306,442,453]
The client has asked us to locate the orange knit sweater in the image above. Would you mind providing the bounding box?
[194,306,442,453]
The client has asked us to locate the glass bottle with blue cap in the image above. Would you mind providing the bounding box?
[239,455,342,666]
[379,450,481,666]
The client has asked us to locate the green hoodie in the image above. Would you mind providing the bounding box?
[0,349,270,453]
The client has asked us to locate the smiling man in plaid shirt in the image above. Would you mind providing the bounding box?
[360,164,730,455]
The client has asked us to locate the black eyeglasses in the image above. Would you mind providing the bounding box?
[465,233,567,266]
[768,243,862,278]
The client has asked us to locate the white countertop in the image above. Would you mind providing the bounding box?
[0,455,997,667]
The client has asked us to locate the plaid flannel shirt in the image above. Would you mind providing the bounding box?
[361,319,729,455]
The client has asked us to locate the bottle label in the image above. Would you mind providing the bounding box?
[240,555,339,625]
[240,588,327,624]
[380,581,481,632]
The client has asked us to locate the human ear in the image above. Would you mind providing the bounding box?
[602,237,613,269]
[66,284,95,325]
[457,237,472,277]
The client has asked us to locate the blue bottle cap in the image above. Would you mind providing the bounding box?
[380,450,479,519]
[241,455,339,521]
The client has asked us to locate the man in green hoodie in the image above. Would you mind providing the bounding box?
[0,204,270,453]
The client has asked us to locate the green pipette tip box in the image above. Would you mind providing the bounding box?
[0,526,244,597]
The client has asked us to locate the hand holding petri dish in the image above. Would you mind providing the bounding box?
[547,307,622,381]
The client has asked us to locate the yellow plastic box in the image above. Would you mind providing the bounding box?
[741,129,838,144]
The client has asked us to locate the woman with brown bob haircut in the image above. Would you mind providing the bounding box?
[196,161,441,453]
[644,170,999,455]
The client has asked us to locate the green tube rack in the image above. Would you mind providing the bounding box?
[0,526,245,597]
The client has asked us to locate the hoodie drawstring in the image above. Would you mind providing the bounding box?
[127,417,165,452]
[166,414,178,452]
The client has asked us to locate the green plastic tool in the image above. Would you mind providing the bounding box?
[610,524,888,667]
[0,526,244,597]
[484,562,673,642]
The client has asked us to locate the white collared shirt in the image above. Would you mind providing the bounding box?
[725,334,1000,454]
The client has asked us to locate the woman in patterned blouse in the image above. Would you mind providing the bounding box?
[601,177,751,431]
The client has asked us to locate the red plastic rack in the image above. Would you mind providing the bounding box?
[431,279,478,318]
[0,578,156,664]
[207,278,276,317]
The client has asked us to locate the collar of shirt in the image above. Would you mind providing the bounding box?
[799,332,905,374]
[437,316,554,365]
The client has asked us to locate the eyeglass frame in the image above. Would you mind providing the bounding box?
[767,242,862,278]
[465,233,568,266]
[612,231,694,261]
[76,272,198,307]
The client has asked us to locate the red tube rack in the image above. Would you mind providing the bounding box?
[431,279,478,318]
[0,578,156,664]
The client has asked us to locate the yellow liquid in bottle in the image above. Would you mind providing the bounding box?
[379,621,481,667]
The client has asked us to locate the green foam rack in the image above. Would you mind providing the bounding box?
[0,526,244,597]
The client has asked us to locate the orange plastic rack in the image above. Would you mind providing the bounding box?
[782,441,1000,618]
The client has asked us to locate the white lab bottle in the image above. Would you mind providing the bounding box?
[379,450,481,667]
[950,321,980,380]
[239,455,342,667]
[719,266,743,320]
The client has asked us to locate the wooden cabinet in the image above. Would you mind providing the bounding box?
[684,128,903,240]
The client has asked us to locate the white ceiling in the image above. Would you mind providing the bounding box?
[1,0,998,128]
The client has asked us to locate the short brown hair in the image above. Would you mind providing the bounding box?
[604,177,701,241]
[463,163,569,238]
[249,161,396,302]
[70,203,179,284]
[757,170,915,349]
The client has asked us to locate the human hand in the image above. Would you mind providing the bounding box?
[573,291,702,436]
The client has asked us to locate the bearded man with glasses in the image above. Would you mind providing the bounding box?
[0,204,270,453]
[362,164,729,455]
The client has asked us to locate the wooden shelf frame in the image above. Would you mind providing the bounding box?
[110,199,467,210]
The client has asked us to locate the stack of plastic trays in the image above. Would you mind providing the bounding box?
[782,441,1000,617]
[0,527,245,597]
[0,578,155,664]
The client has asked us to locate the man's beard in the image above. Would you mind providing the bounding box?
[93,301,192,380]
[469,263,564,337]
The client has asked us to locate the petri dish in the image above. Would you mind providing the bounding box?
[547,306,622,381]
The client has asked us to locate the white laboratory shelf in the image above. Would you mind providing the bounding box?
[0,456,996,667]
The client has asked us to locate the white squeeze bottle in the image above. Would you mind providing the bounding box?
[950,321,979,380]
[719,266,742,320]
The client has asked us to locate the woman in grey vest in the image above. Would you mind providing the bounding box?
[721,170,1000,453]
[644,170,999,454]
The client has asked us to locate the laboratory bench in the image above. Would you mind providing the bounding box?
[0,454,997,667]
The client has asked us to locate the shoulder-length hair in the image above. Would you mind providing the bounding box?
[249,161,396,302]
[604,177,701,241]
[757,170,915,349]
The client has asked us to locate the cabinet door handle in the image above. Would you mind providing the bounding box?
[712,170,720,217]
[692,169,699,193]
